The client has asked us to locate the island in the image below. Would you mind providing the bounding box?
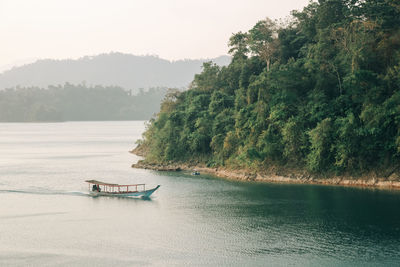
[133,0,400,189]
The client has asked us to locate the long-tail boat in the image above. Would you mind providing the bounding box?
[85,180,160,198]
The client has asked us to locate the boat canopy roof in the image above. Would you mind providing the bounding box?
[85,180,145,187]
[85,180,118,186]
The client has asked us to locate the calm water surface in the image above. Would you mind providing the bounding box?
[0,121,400,266]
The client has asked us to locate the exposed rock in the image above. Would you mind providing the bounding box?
[131,158,400,190]
[388,173,400,181]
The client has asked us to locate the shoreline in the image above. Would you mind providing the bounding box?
[131,159,400,190]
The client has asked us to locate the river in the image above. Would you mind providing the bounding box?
[0,121,399,266]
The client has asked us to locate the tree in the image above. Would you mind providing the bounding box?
[228,31,249,60]
[331,20,377,73]
[192,62,220,91]
[248,18,279,71]
[307,118,334,172]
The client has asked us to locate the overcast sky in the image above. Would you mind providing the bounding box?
[0,0,310,70]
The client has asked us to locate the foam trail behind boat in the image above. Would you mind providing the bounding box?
[0,189,89,197]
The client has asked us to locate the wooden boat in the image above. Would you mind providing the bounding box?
[85,180,160,198]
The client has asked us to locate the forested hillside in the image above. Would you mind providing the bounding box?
[138,0,400,177]
[0,84,168,121]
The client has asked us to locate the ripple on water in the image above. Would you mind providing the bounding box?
[1,121,400,266]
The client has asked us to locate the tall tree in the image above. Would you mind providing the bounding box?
[248,18,279,71]
[228,31,249,60]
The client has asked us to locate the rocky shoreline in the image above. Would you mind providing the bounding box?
[132,159,400,190]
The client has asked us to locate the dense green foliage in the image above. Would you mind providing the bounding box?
[0,84,168,121]
[140,0,400,176]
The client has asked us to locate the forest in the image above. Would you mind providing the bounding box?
[0,84,168,121]
[138,0,400,177]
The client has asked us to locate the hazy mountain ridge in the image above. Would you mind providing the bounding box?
[0,53,231,90]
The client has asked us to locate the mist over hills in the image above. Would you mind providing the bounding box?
[0,84,169,122]
[0,53,231,90]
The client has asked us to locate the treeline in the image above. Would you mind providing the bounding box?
[0,84,168,121]
[139,0,400,176]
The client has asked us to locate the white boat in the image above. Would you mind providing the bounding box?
[85,180,160,198]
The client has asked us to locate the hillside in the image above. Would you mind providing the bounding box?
[0,84,168,122]
[136,0,400,181]
[0,53,230,91]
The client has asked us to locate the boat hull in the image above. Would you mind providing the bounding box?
[90,185,160,198]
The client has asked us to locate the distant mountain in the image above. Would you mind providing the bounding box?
[0,53,231,91]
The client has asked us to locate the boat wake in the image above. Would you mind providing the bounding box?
[0,189,89,197]
[0,189,156,200]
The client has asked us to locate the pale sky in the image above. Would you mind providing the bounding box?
[0,0,310,70]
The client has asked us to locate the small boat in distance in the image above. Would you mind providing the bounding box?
[191,170,200,175]
[85,180,160,198]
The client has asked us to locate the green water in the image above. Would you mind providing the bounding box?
[0,121,399,266]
